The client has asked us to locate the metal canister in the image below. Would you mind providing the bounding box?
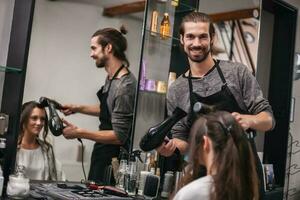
[161,171,174,198]
[174,171,183,192]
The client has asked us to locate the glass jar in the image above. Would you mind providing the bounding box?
[6,165,30,199]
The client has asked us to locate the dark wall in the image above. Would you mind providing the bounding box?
[263,0,297,187]
[1,0,35,185]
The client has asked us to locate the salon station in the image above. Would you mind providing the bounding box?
[0,0,300,199]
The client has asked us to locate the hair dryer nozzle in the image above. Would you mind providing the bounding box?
[139,107,187,152]
[39,97,63,109]
[193,102,215,115]
[39,97,49,107]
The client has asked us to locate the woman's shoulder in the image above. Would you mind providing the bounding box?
[174,175,213,200]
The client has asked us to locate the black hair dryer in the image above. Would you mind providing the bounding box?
[139,107,187,152]
[39,97,64,136]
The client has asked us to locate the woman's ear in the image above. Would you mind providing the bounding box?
[202,135,211,153]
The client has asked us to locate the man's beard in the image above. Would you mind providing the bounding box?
[187,44,211,63]
[95,56,108,68]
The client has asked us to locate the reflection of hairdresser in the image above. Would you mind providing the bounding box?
[61,26,137,184]
[16,101,65,181]
[174,111,259,200]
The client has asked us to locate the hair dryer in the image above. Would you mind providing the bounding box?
[39,97,64,136]
[139,107,187,152]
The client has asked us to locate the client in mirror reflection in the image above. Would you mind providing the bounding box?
[16,101,65,181]
[61,25,137,184]
[174,111,259,200]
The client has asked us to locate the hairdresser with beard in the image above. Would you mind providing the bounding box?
[61,26,137,184]
[157,12,275,199]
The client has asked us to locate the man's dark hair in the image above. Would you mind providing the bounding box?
[92,25,130,67]
[179,12,215,39]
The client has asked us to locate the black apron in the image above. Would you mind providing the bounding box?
[88,65,125,184]
[188,60,265,199]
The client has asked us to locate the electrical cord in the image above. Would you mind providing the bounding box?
[77,138,87,181]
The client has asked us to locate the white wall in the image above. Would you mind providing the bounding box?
[0,0,14,107]
[23,0,142,181]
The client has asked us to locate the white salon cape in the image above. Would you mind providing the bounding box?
[173,175,213,200]
[16,147,65,181]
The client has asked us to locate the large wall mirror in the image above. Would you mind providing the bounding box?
[22,0,143,181]
[19,0,262,183]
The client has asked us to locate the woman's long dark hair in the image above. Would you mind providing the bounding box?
[18,101,51,151]
[179,111,259,200]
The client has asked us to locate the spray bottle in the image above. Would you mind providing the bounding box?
[115,150,128,190]
[125,150,142,195]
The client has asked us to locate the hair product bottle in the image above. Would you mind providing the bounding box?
[171,0,179,6]
[160,13,170,40]
[150,10,159,35]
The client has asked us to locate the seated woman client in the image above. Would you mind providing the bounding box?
[16,101,65,181]
[174,111,259,200]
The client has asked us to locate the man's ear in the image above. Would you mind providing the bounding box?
[210,34,215,46]
[180,34,184,45]
[105,43,113,54]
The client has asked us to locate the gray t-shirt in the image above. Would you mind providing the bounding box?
[167,60,275,141]
[101,72,137,144]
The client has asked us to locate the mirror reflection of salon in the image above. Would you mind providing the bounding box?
[20,0,143,181]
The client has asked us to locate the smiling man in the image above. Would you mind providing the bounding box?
[156,12,275,199]
[61,26,136,184]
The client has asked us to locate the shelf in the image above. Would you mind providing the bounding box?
[0,66,22,73]
[139,89,166,96]
[152,1,195,13]
[144,29,180,47]
[175,2,197,14]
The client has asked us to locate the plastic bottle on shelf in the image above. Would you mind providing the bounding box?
[150,10,159,35]
[160,13,170,40]
[116,152,128,190]
[168,72,177,89]
[139,59,146,90]
[148,152,156,171]
[125,153,137,195]
[171,0,179,7]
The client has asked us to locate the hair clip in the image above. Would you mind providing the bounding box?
[226,125,232,136]
[211,121,231,136]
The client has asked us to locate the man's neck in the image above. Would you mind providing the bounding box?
[105,58,126,79]
[189,56,215,78]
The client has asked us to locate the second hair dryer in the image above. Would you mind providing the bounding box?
[139,107,187,152]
